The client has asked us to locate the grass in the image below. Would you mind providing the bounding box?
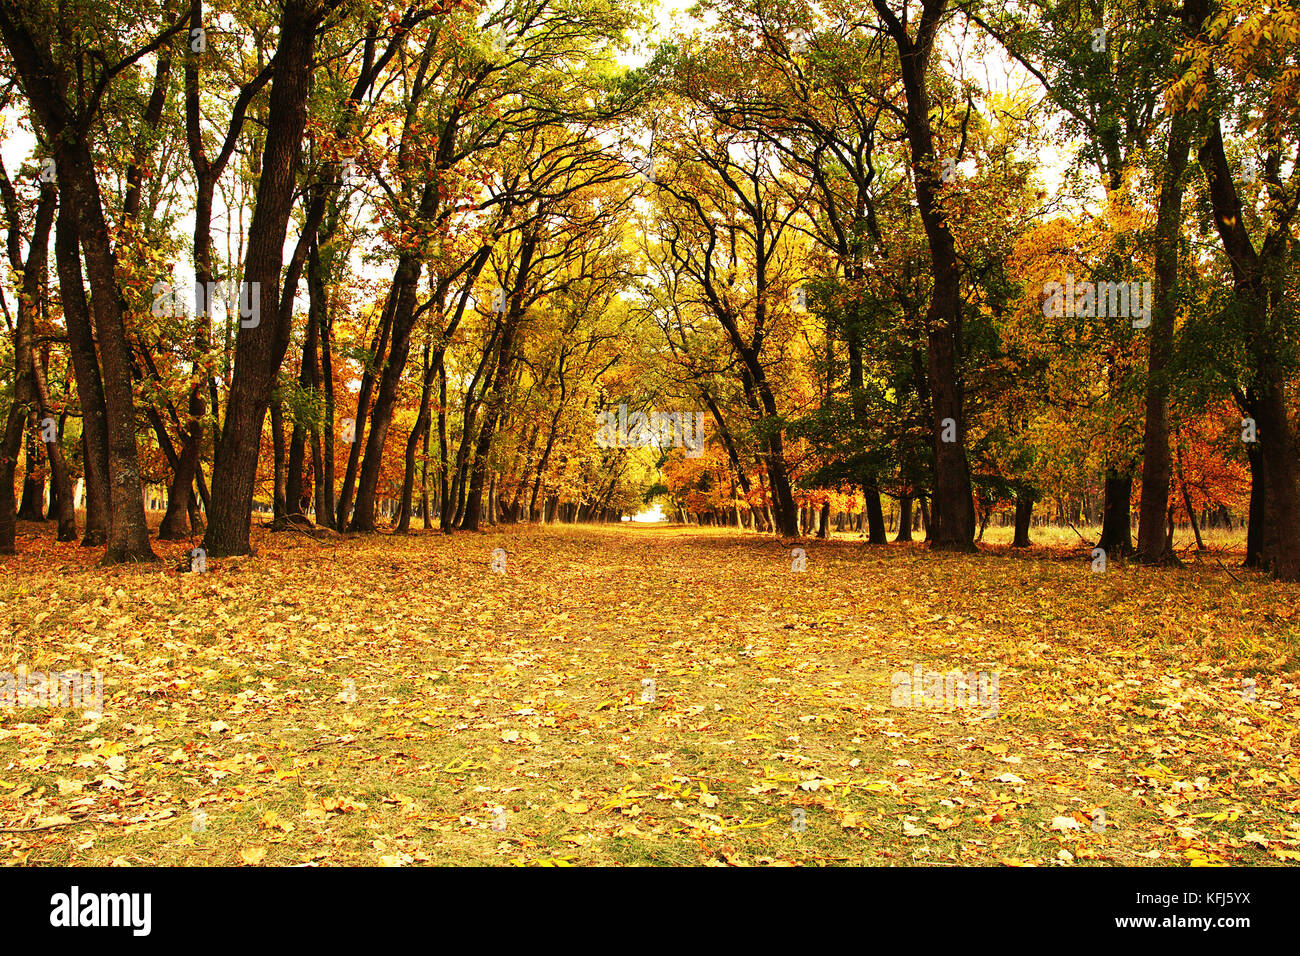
[0,518,1297,867]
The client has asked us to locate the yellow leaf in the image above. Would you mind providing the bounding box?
[239,847,267,865]
[259,810,294,832]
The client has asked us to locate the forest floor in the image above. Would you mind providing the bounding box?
[1,518,1298,867]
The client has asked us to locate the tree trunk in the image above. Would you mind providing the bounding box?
[270,398,288,521]
[1245,441,1264,568]
[1098,472,1133,556]
[1178,457,1204,553]
[31,353,76,541]
[446,322,500,531]
[0,14,153,562]
[874,0,975,552]
[438,357,452,533]
[310,236,337,531]
[463,239,534,533]
[1136,9,1200,564]
[283,276,319,525]
[397,341,436,534]
[351,252,425,532]
[2,184,57,551]
[863,484,887,544]
[56,133,154,562]
[421,403,433,530]
[203,0,321,557]
[1012,493,1033,548]
[896,494,913,542]
[1200,118,1300,578]
[17,417,45,520]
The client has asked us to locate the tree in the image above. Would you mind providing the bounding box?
[0,0,173,562]
[203,0,339,557]
[872,0,977,550]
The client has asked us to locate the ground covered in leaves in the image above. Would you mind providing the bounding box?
[1,520,1298,866]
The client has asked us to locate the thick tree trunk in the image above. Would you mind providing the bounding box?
[1012,493,1033,548]
[17,418,45,520]
[203,1,320,557]
[875,0,975,552]
[57,143,154,562]
[863,484,887,544]
[896,494,913,542]
[1199,122,1300,578]
[1098,472,1133,556]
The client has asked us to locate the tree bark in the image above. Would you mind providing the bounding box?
[51,114,154,562]
[1012,492,1033,548]
[350,241,429,531]
[203,0,320,557]
[1137,1,1203,565]
[31,349,76,541]
[397,339,436,534]
[2,178,58,549]
[1097,472,1133,556]
[896,494,913,542]
[874,0,976,551]
[270,398,288,521]
[17,415,46,521]
[0,9,155,560]
[1200,117,1300,578]
[1245,440,1264,568]
[863,484,887,544]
